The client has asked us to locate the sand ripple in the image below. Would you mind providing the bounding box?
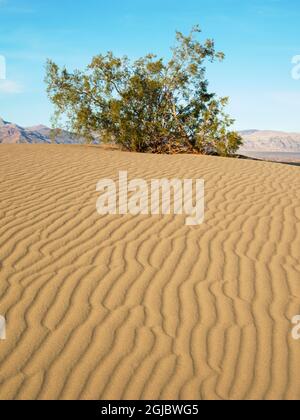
[0,145,299,400]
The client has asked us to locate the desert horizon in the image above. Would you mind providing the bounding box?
[1,116,300,165]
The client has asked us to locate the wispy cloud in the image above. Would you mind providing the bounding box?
[0,80,23,94]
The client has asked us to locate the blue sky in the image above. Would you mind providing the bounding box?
[0,0,300,131]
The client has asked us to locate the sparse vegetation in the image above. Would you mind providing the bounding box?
[45,26,242,156]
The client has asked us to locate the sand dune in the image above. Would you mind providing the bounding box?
[0,144,300,400]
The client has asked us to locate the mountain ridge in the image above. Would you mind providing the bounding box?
[239,129,300,152]
[0,117,84,144]
[1,117,300,152]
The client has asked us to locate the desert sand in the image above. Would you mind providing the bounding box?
[0,144,299,400]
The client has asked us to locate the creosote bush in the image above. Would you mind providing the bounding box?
[45,26,243,156]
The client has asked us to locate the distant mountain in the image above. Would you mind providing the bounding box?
[239,130,300,152]
[0,117,85,144]
[2,117,300,154]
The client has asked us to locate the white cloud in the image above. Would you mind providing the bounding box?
[0,80,23,94]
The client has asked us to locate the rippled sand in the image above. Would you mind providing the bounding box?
[0,145,299,400]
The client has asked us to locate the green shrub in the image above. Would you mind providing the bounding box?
[45,26,243,156]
